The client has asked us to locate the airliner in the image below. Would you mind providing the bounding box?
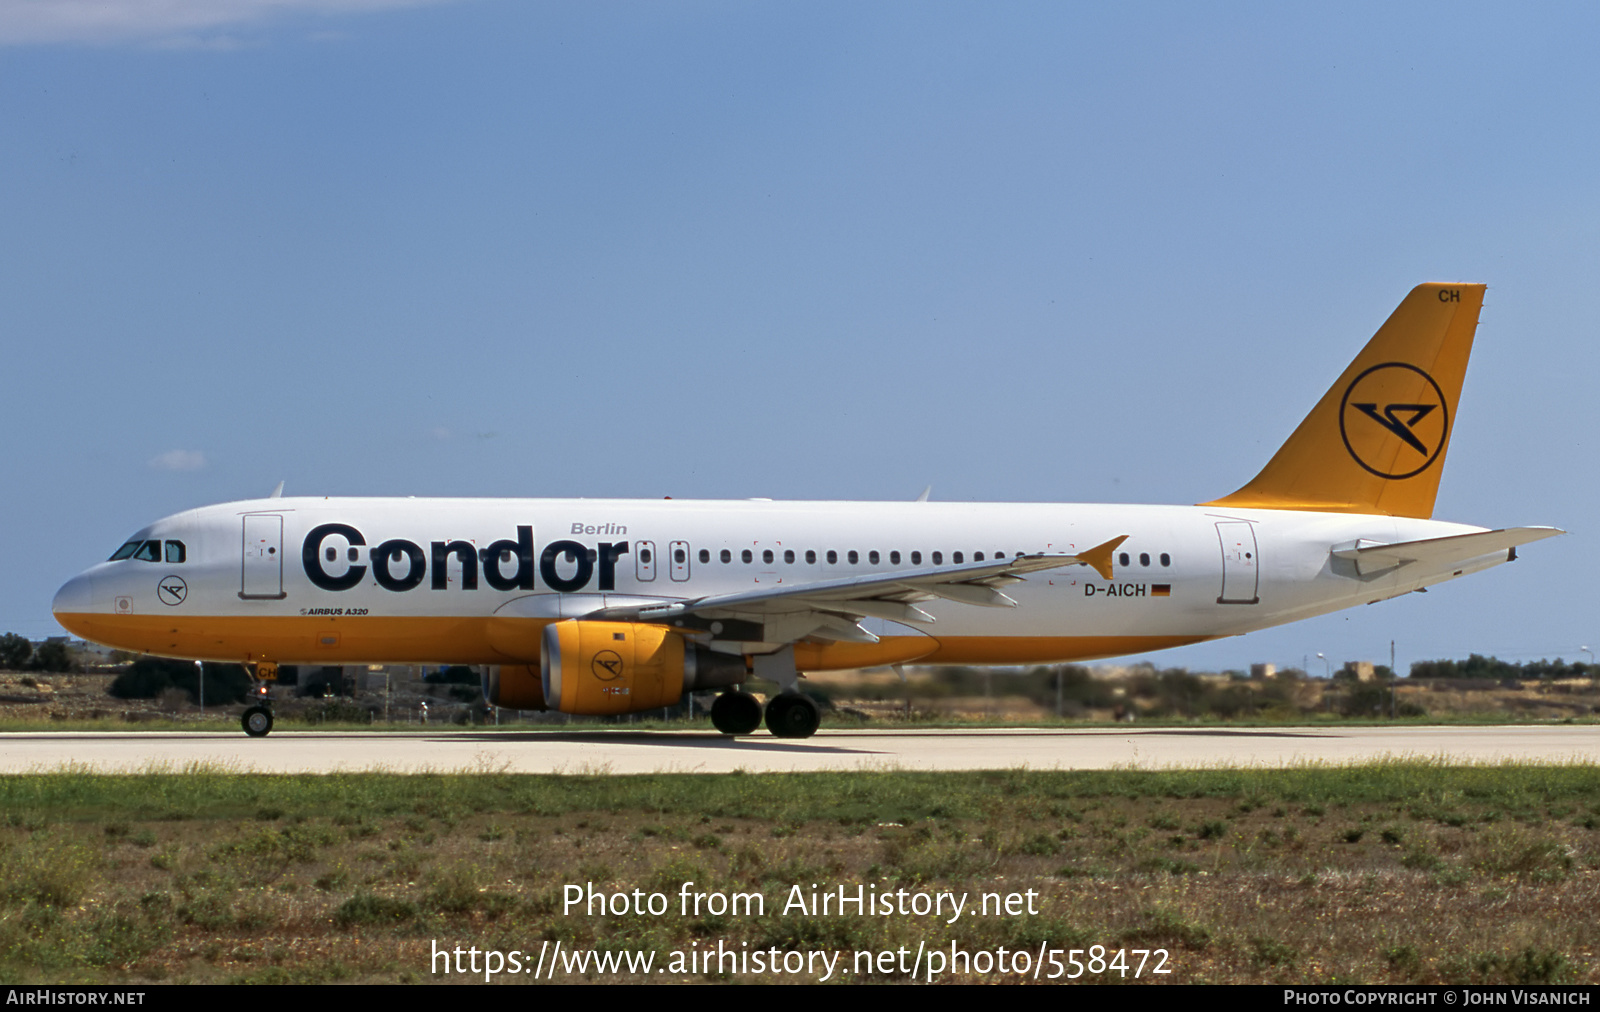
[52,284,1560,738]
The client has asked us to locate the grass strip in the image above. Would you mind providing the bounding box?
[0,762,1595,985]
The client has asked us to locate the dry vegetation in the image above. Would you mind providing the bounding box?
[806,666,1600,725]
[0,671,471,729]
[4,667,1599,732]
[0,764,1596,984]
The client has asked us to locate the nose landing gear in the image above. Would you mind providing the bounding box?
[241,705,274,737]
[241,661,278,738]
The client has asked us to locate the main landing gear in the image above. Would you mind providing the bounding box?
[764,692,821,739]
[711,690,763,736]
[709,689,821,739]
[709,646,822,739]
[241,661,278,738]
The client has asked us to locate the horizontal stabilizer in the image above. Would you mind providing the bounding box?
[1332,526,1564,576]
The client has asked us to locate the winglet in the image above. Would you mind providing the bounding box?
[1077,535,1129,581]
[269,481,284,499]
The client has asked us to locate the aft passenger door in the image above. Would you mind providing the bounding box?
[1215,521,1260,605]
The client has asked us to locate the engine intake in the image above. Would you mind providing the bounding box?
[541,621,746,715]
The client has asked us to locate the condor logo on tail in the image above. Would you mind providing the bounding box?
[1338,362,1449,480]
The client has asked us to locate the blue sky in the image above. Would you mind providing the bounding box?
[2,1,1595,676]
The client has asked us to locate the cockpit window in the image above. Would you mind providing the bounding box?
[110,538,176,562]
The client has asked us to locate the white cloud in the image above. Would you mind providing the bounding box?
[149,32,251,51]
[0,0,454,48]
[149,449,207,471]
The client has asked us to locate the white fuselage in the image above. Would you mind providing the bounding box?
[52,496,1503,669]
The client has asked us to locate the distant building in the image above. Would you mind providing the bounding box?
[1340,661,1377,682]
[1250,663,1277,680]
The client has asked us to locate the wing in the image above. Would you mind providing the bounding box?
[585,535,1129,645]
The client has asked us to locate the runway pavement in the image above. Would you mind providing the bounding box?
[0,724,1596,773]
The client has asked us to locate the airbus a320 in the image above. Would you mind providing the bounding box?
[52,284,1561,738]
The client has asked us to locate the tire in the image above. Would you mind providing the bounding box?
[711,691,763,735]
[241,706,274,738]
[765,692,820,739]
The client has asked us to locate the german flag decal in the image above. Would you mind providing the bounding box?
[1151,584,1172,597]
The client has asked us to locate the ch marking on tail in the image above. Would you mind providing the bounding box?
[1338,362,1449,480]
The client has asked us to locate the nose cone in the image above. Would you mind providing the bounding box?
[52,572,97,637]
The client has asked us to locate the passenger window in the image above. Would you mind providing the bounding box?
[974,551,984,562]
[699,549,710,563]
[953,551,964,564]
[847,550,858,564]
[826,550,837,564]
[995,551,1005,559]
[741,549,753,564]
[134,541,161,562]
[1160,553,1171,567]
[1140,553,1150,567]
[911,551,922,565]
[762,549,774,564]
[720,549,731,563]
[868,550,879,565]
[325,547,338,563]
[640,548,653,564]
[890,551,901,565]
[805,550,816,564]
[784,549,795,564]
[932,551,943,565]
[674,548,687,564]
[1118,552,1130,567]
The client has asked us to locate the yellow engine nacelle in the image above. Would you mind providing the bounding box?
[543,621,683,714]
[482,664,546,711]
[541,621,746,715]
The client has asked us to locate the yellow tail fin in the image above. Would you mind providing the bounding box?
[1202,283,1484,519]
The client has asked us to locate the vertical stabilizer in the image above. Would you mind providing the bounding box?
[1202,283,1484,519]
